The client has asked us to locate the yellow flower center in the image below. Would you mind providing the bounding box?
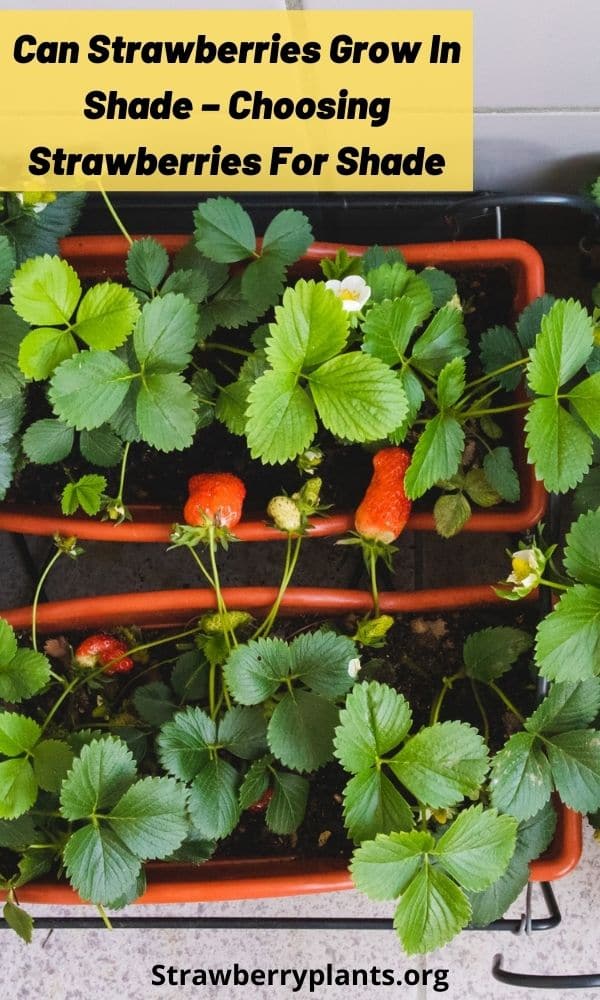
[511,556,532,582]
[339,289,361,302]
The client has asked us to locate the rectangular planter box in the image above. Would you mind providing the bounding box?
[1,584,580,906]
[0,236,547,543]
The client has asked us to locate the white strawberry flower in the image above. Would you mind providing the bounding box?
[505,545,546,596]
[325,275,371,312]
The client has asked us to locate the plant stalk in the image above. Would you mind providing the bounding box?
[31,549,63,653]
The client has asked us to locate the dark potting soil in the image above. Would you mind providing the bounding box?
[8,602,538,870]
[9,266,515,515]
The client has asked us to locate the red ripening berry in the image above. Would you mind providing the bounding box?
[354,447,412,544]
[75,634,134,675]
[247,787,273,813]
[184,472,246,529]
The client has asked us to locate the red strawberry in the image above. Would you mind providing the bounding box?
[75,634,134,675]
[184,472,246,529]
[247,787,273,813]
[355,448,412,544]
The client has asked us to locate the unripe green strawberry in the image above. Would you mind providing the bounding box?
[267,495,302,533]
[199,611,252,635]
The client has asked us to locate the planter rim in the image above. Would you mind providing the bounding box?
[0,234,546,542]
[0,585,581,903]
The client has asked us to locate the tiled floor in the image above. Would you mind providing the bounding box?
[2,822,599,1000]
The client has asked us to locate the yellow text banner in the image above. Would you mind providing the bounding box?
[0,10,473,191]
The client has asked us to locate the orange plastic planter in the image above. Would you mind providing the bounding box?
[0,235,546,542]
[1,585,580,906]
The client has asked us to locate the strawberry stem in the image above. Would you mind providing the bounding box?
[253,533,303,640]
[31,548,64,653]
[489,681,526,723]
[368,546,380,617]
[97,184,133,246]
[429,670,465,726]
[470,679,490,744]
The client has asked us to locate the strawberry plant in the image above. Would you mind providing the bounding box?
[2,193,599,539]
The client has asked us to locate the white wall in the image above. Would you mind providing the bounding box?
[2,0,598,191]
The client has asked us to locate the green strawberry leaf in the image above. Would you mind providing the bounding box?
[483,447,520,503]
[74,283,140,350]
[63,823,141,905]
[0,712,41,756]
[11,255,81,326]
[0,307,27,398]
[246,370,317,465]
[351,830,434,901]
[31,739,74,792]
[420,268,457,308]
[545,731,600,813]
[126,238,169,294]
[266,279,348,372]
[564,508,600,587]
[362,298,419,366]
[393,862,471,954]
[61,474,107,516]
[60,737,137,820]
[479,325,522,390]
[535,584,600,682]
[49,351,132,431]
[218,706,268,760]
[437,357,465,408]
[18,327,78,380]
[463,627,532,683]
[188,756,240,840]
[390,721,489,809]
[525,396,593,493]
[194,198,256,263]
[266,772,309,835]
[133,682,178,727]
[22,418,74,464]
[310,352,408,442]
[434,805,517,891]
[224,638,292,705]
[411,304,467,376]
[133,293,197,374]
[135,373,197,452]
[80,425,123,467]
[268,690,339,773]
[107,776,188,858]
[489,731,553,820]
[404,413,465,500]
[334,681,412,774]
[527,299,594,394]
[525,680,600,735]
[261,209,313,265]
[157,706,216,781]
[433,492,471,538]
[0,759,37,819]
[0,235,16,295]
[343,768,413,843]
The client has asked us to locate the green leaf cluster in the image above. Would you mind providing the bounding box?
[12,255,140,380]
[157,704,267,840]
[525,299,600,491]
[490,678,600,818]
[224,630,358,772]
[0,711,73,819]
[48,292,199,452]
[351,803,517,954]
[246,280,407,463]
[60,737,188,906]
[535,509,600,681]
[334,681,489,845]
